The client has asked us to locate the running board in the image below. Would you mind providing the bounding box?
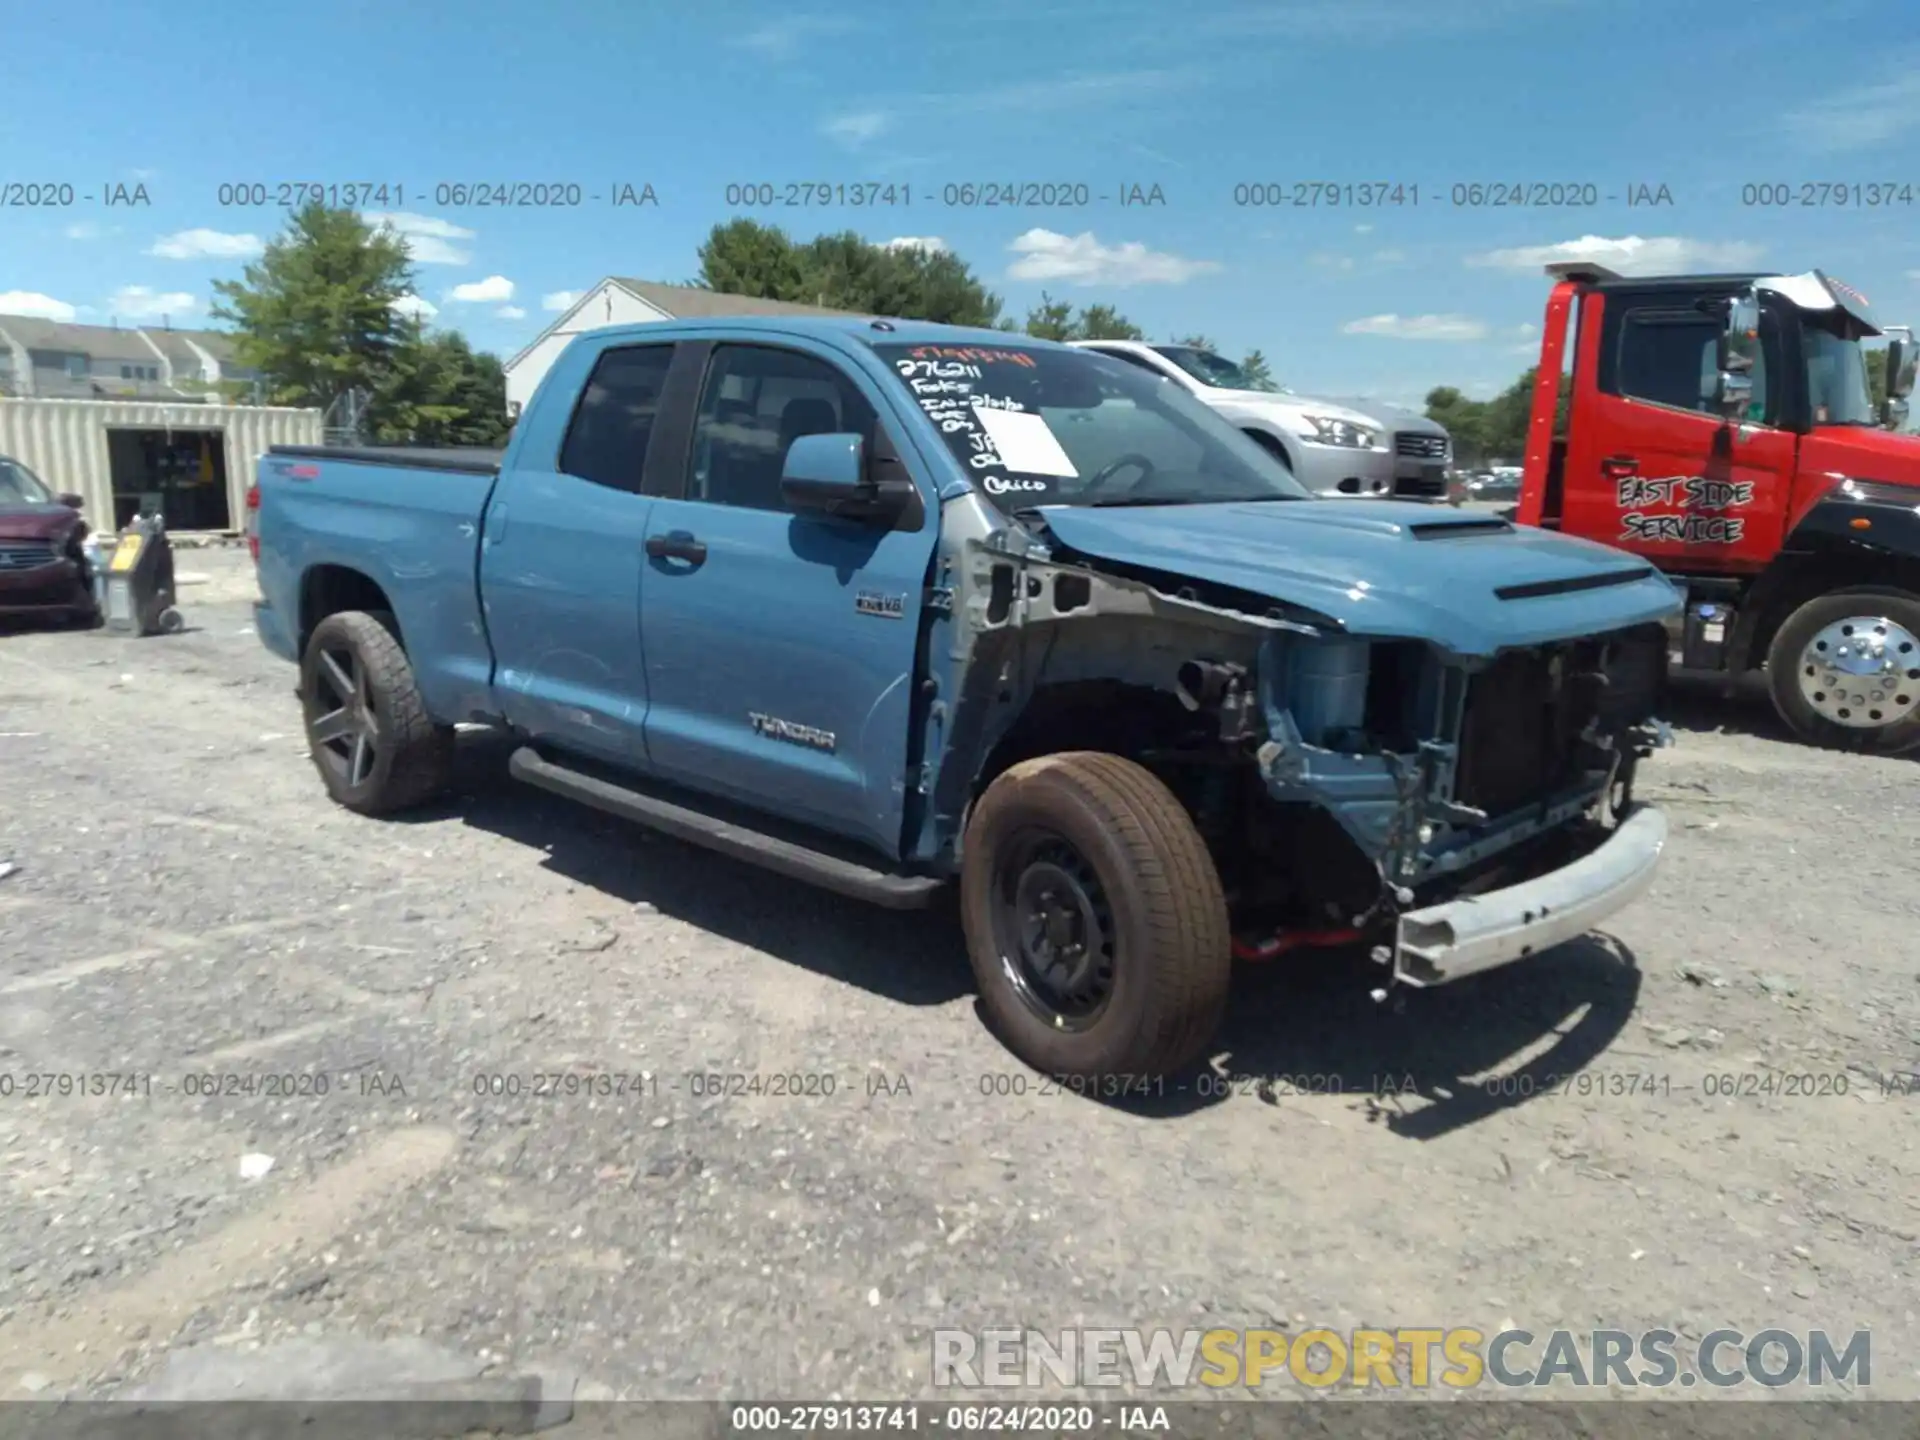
[508,747,945,910]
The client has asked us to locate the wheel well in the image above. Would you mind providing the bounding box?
[975,681,1200,796]
[299,565,398,654]
[1242,428,1293,468]
[1739,552,1920,669]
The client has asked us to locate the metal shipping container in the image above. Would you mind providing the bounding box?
[0,397,322,533]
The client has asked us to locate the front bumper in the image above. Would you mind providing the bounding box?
[0,560,91,616]
[1391,805,1667,987]
[1291,442,1397,499]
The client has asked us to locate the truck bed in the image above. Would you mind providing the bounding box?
[253,445,501,725]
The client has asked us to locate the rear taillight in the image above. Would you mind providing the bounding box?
[245,483,260,562]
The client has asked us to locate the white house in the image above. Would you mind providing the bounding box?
[503,279,869,414]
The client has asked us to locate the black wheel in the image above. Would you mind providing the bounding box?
[959,752,1231,1080]
[1765,588,1920,756]
[299,610,453,814]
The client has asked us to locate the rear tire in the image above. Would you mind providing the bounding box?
[959,752,1231,1081]
[1765,588,1920,755]
[300,610,453,814]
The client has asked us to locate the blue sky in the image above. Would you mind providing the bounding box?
[4,0,1919,407]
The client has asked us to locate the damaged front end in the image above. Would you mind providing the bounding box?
[917,498,1673,995]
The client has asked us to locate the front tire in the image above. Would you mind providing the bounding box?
[300,610,453,814]
[960,752,1231,1080]
[1765,588,1920,755]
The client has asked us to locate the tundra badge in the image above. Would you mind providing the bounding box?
[856,590,906,619]
[749,712,837,752]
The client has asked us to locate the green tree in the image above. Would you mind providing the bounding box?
[1020,292,1145,342]
[1866,346,1887,410]
[694,221,1002,326]
[213,204,511,444]
[1172,333,1219,352]
[370,325,511,446]
[1239,349,1276,391]
[210,202,412,411]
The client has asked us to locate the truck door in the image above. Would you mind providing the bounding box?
[481,341,676,765]
[636,339,940,859]
[1562,291,1796,572]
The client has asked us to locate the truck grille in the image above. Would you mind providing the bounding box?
[0,540,59,571]
[1394,432,1449,460]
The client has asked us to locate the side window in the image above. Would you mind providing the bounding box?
[1094,348,1168,378]
[1609,305,1772,421]
[558,344,676,490]
[688,345,877,512]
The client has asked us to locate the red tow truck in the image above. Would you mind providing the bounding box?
[1515,262,1920,754]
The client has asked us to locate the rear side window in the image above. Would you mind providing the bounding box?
[559,344,676,490]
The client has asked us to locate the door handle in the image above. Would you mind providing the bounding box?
[485,503,508,544]
[645,530,707,565]
[1600,455,1639,477]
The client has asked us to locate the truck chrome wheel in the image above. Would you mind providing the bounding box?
[991,831,1117,1032]
[306,645,380,787]
[1796,615,1920,728]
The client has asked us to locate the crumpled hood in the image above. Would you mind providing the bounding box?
[0,504,80,541]
[1036,499,1681,658]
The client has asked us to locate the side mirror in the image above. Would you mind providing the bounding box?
[780,432,911,525]
[57,492,83,509]
[1711,292,1761,419]
[1887,334,1916,401]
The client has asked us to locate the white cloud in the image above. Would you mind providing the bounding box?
[732,16,853,54]
[884,236,947,254]
[0,290,77,321]
[448,275,514,303]
[1908,270,1920,281]
[1310,253,1357,272]
[542,290,583,312]
[822,111,889,147]
[1512,322,1538,338]
[1006,228,1219,286]
[1372,248,1407,264]
[362,211,475,266]
[1780,63,1920,154]
[391,294,438,320]
[496,305,527,319]
[1466,235,1764,276]
[65,222,110,241]
[108,286,198,320]
[1354,223,1375,235]
[1343,313,1490,341]
[149,228,265,260]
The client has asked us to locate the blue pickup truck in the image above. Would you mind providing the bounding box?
[252,316,1680,1080]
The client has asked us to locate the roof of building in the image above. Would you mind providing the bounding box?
[0,316,158,363]
[608,279,872,321]
[0,315,250,368]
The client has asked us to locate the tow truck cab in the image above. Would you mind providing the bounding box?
[1517,262,1920,754]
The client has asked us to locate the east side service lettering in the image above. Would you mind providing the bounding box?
[1616,476,1753,508]
[1620,512,1746,544]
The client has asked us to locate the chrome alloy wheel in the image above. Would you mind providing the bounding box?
[1796,615,1920,729]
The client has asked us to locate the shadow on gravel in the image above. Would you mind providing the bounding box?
[1048,934,1643,1133]
[414,731,973,1010]
[421,733,1642,1129]
[1664,669,1793,745]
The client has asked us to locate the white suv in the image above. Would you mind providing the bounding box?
[1069,340,1452,500]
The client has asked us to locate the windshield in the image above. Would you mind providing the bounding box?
[1802,320,1877,426]
[0,457,54,505]
[1150,345,1278,392]
[874,342,1310,511]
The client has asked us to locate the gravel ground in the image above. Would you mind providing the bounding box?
[0,547,1916,1413]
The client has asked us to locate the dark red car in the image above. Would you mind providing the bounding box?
[0,455,98,625]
